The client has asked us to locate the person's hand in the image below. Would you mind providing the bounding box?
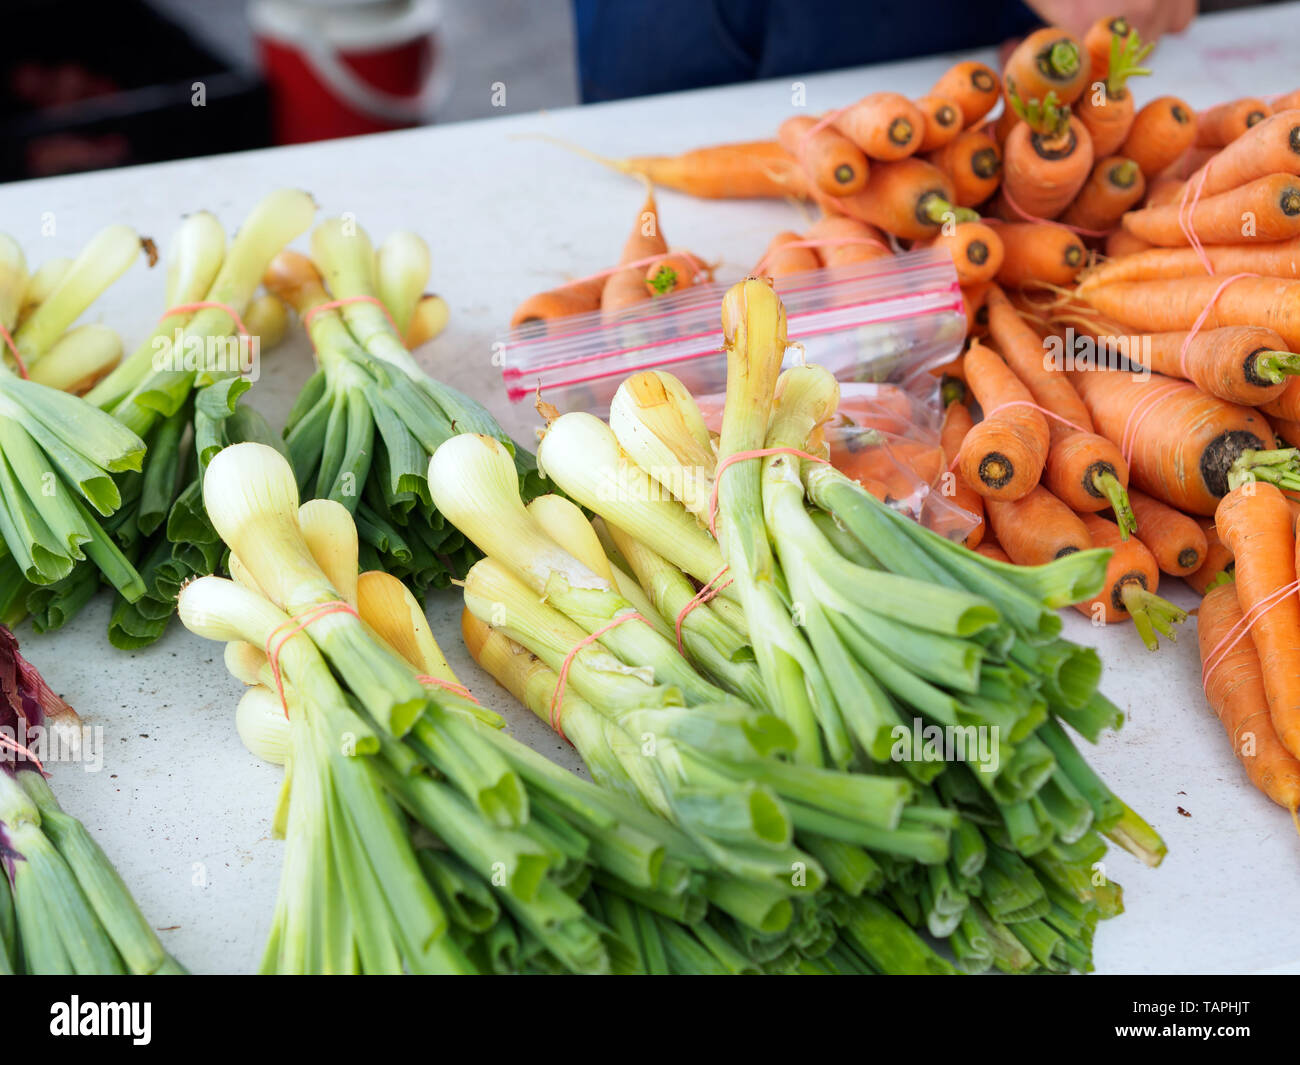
[1022,0,1196,43]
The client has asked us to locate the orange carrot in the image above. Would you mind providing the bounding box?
[1144,175,1184,207]
[994,223,1087,288]
[1003,27,1090,109]
[837,92,926,161]
[993,108,1020,148]
[1076,88,1135,160]
[914,95,963,153]
[922,221,1004,284]
[987,485,1091,564]
[956,340,1050,500]
[998,116,1094,221]
[930,61,1001,127]
[644,252,704,296]
[1198,579,1300,816]
[1196,97,1272,149]
[778,115,869,197]
[926,128,1002,207]
[1135,326,1299,406]
[1076,24,1150,157]
[1071,370,1273,514]
[511,275,606,327]
[812,157,966,241]
[1060,156,1146,232]
[757,230,821,278]
[1079,235,1300,288]
[1127,487,1207,576]
[1105,228,1152,258]
[937,399,985,546]
[1043,428,1134,527]
[1266,412,1300,449]
[1082,276,1300,350]
[805,215,892,267]
[1122,173,1300,247]
[987,285,1092,430]
[1274,91,1300,112]
[1187,518,1234,594]
[962,280,992,337]
[1118,96,1197,179]
[602,187,667,312]
[1082,15,1133,84]
[1072,512,1187,647]
[974,541,1012,562]
[1215,481,1300,758]
[1176,108,1300,198]
[613,140,809,199]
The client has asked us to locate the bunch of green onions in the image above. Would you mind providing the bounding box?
[428,278,1165,973]
[191,441,882,973]
[0,626,183,975]
[268,217,544,595]
[6,192,314,644]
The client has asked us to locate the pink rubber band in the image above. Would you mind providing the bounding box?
[0,322,28,378]
[1177,162,1216,276]
[160,300,251,337]
[1201,578,1300,686]
[708,447,831,537]
[416,674,480,705]
[264,601,360,718]
[1119,379,1186,468]
[1177,272,1258,379]
[549,612,651,740]
[0,732,46,774]
[997,182,1113,239]
[674,566,733,653]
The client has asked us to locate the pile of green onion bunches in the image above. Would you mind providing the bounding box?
[184,442,919,974]
[423,278,1166,974]
[268,217,544,596]
[0,626,183,975]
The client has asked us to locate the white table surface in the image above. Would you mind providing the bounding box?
[5,3,1300,976]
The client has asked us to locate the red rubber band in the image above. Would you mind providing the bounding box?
[708,447,830,537]
[549,612,650,740]
[160,300,251,337]
[0,732,46,774]
[1201,578,1300,686]
[264,601,360,718]
[674,566,733,653]
[416,674,480,705]
[0,322,28,378]
[1177,272,1258,380]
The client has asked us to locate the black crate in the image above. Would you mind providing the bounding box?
[0,0,269,182]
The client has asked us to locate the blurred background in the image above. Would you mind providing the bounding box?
[0,0,1279,183]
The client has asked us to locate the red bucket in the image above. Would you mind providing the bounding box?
[250,0,447,144]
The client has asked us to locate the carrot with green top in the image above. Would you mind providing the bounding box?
[1073,513,1187,649]
[1214,481,1300,759]
[1198,579,1300,819]
[1082,15,1134,83]
[1070,369,1275,515]
[1137,326,1300,406]
[1003,27,1089,109]
[813,157,974,241]
[1126,487,1207,576]
[1075,28,1151,157]
[921,221,1004,284]
[956,340,1050,500]
[986,285,1135,533]
[996,113,1095,221]
[644,252,704,296]
[603,185,667,311]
